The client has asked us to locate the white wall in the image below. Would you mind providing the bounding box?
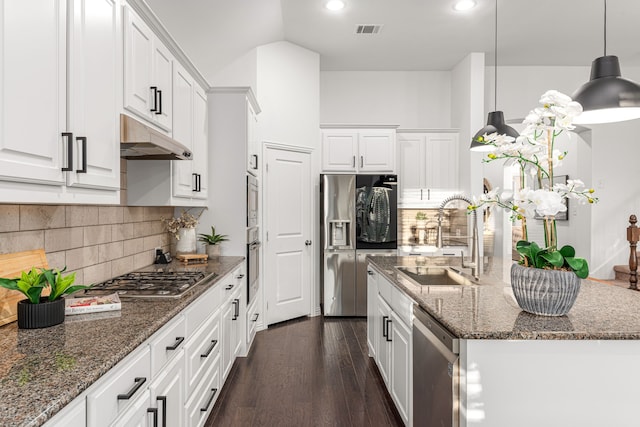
[210,49,259,93]
[320,71,451,128]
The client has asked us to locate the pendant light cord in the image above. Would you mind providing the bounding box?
[603,0,607,55]
[494,0,498,111]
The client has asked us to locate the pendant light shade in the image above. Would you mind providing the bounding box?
[469,0,518,151]
[470,111,519,151]
[572,55,640,124]
[572,0,640,124]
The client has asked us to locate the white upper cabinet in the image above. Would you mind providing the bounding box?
[172,62,195,199]
[397,131,459,206]
[192,85,209,200]
[246,102,259,175]
[66,0,121,191]
[321,126,396,173]
[0,0,120,203]
[123,5,173,133]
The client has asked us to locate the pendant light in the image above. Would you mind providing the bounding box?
[470,0,518,152]
[572,0,640,124]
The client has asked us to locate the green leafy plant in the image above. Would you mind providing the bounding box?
[0,267,90,304]
[415,212,427,221]
[516,241,589,279]
[197,226,229,246]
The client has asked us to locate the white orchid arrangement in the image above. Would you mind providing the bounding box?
[470,90,598,278]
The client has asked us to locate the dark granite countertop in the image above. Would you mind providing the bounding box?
[368,255,640,340]
[0,256,244,427]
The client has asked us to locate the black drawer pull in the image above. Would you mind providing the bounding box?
[201,339,218,358]
[61,132,73,171]
[117,377,146,400]
[225,284,234,290]
[156,90,163,115]
[385,319,393,342]
[192,173,198,191]
[236,274,245,279]
[157,396,167,427]
[232,299,240,320]
[76,136,87,173]
[147,407,158,427]
[252,313,259,322]
[200,388,218,412]
[166,336,184,351]
[150,86,158,112]
[382,315,389,338]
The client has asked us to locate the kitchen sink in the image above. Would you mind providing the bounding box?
[395,266,476,287]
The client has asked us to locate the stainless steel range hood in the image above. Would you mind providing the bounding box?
[120,114,192,160]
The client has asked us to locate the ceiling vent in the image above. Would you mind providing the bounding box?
[355,24,383,35]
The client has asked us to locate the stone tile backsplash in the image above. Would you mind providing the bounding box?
[0,205,174,285]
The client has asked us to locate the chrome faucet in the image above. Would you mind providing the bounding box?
[436,195,480,279]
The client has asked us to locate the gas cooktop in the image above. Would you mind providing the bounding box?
[83,270,214,298]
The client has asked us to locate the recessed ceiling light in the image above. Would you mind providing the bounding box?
[325,0,346,11]
[453,0,476,11]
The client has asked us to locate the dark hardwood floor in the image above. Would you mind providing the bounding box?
[205,316,404,427]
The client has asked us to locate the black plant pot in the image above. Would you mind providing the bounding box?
[17,298,65,329]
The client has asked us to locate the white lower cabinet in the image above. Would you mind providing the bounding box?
[46,266,248,427]
[86,346,150,427]
[246,296,259,349]
[368,267,413,426]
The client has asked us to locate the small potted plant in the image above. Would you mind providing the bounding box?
[415,211,427,229]
[0,267,90,329]
[198,226,229,258]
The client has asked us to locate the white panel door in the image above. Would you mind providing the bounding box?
[151,40,173,132]
[265,147,312,325]
[172,62,194,199]
[123,6,152,121]
[425,133,459,190]
[192,85,208,200]
[390,311,412,425]
[66,0,120,190]
[321,131,357,172]
[397,134,426,197]
[149,351,185,427]
[359,130,395,172]
[0,0,66,185]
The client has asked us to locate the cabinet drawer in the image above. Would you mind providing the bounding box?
[246,297,259,347]
[86,346,151,427]
[391,286,413,326]
[150,314,186,376]
[184,309,221,399]
[377,271,393,305]
[185,354,221,427]
[185,282,221,337]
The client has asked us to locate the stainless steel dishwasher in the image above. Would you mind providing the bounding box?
[413,305,460,427]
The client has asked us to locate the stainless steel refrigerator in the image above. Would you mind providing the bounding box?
[321,174,398,316]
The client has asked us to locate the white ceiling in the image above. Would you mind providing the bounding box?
[145,0,640,75]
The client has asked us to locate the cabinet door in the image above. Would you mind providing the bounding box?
[0,0,66,186]
[192,85,208,200]
[390,311,412,426]
[247,102,259,174]
[109,389,152,427]
[123,6,153,121]
[366,267,378,358]
[221,297,234,380]
[397,134,426,203]
[425,133,459,190]
[359,130,395,172]
[45,395,86,427]
[66,0,120,190]
[150,351,185,427]
[376,294,392,387]
[321,130,358,172]
[172,62,195,198]
[151,40,173,132]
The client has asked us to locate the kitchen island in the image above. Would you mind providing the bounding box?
[368,255,640,427]
[0,256,244,427]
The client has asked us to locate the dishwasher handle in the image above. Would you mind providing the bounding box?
[413,305,459,355]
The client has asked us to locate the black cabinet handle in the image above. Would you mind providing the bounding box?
[150,86,158,112]
[192,173,198,191]
[360,155,364,168]
[367,270,374,276]
[200,388,218,412]
[76,136,87,173]
[236,274,245,279]
[156,90,162,115]
[61,132,73,171]
[385,319,393,342]
[382,316,389,338]
[196,174,201,192]
[157,396,167,427]
[352,155,356,168]
[117,377,146,400]
[147,408,158,427]
[252,313,259,322]
[201,339,218,358]
[232,299,240,320]
[225,284,234,290]
[166,336,184,351]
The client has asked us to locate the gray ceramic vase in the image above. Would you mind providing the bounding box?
[510,263,581,316]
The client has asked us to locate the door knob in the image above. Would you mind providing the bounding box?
[305,240,312,246]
